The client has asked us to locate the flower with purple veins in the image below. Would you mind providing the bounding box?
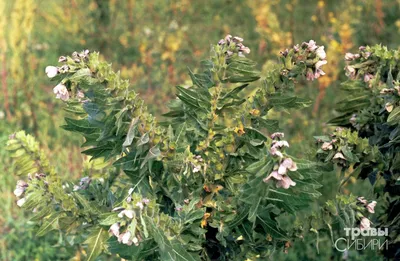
[366,201,377,213]
[306,40,318,51]
[271,132,284,139]
[263,171,282,183]
[53,83,69,101]
[360,217,371,230]
[276,175,296,189]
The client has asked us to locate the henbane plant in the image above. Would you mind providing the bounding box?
[8,36,331,260]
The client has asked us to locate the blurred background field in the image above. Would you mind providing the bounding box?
[0,0,399,260]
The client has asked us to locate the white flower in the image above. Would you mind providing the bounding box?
[53,83,69,101]
[306,70,315,81]
[132,236,139,246]
[345,53,355,61]
[360,217,371,230]
[45,66,58,78]
[278,158,298,175]
[366,201,377,213]
[345,66,356,79]
[357,196,368,205]
[364,73,373,82]
[315,46,326,59]
[315,60,327,70]
[118,231,133,246]
[263,170,282,183]
[17,197,26,207]
[118,210,134,219]
[193,166,201,173]
[272,140,290,148]
[233,36,244,43]
[240,46,250,54]
[271,132,284,139]
[276,175,296,189]
[109,223,120,237]
[58,56,67,62]
[14,187,25,197]
[270,147,283,158]
[333,152,346,160]
[321,142,333,151]
[142,198,150,205]
[136,202,144,210]
[385,103,393,112]
[307,40,318,51]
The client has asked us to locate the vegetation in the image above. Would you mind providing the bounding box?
[1,0,400,260]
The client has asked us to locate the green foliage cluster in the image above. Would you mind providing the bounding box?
[7,37,330,260]
[316,45,400,259]
[2,1,400,260]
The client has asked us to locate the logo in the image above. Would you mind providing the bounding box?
[334,228,388,252]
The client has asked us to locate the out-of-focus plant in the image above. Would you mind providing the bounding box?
[8,0,39,133]
[316,44,400,259]
[7,36,332,260]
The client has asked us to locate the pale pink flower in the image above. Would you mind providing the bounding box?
[366,201,377,213]
[276,175,296,189]
[345,53,355,61]
[307,40,318,51]
[385,103,394,112]
[270,147,283,158]
[118,231,133,245]
[53,83,69,101]
[306,70,315,81]
[263,170,282,183]
[314,69,326,79]
[118,210,134,219]
[315,46,326,59]
[233,36,244,43]
[45,66,58,78]
[240,46,251,54]
[278,158,298,174]
[17,197,26,207]
[321,142,333,151]
[272,140,289,148]
[109,223,120,237]
[333,152,346,160]
[271,132,284,139]
[345,66,356,79]
[14,180,28,197]
[193,166,201,173]
[58,56,67,62]
[14,187,25,197]
[357,196,368,205]
[136,202,144,210]
[315,60,327,70]
[364,73,373,82]
[360,217,371,230]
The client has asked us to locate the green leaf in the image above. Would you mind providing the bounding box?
[148,218,200,261]
[387,106,400,125]
[36,213,59,236]
[123,118,139,147]
[84,227,109,261]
